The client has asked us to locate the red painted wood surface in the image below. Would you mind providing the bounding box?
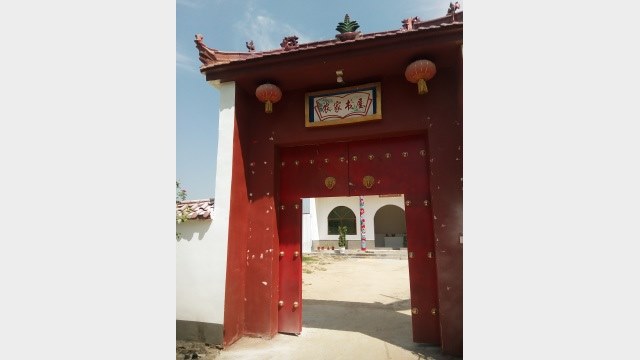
[277,136,440,343]
[225,36,463,354]
[348,136,440,344]
[428,49,463,354]
[277,144,349,333]
[222,120,249,346]
[275,198,302,334]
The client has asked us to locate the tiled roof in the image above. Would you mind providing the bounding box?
[196,12,463,71]
[177,199,214,220]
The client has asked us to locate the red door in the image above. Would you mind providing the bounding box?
[277,143,349,334]
[277,136,440,343]
[348,135,440,344]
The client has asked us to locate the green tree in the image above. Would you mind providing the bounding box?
[338,225,348,248]
[176,181,191,239]
[176,181,187,201]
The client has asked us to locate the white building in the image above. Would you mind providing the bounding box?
[302,195,407,252]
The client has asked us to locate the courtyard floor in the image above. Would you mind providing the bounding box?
[210,255,461,360]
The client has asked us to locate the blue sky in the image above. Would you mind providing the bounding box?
[177,0,459,200]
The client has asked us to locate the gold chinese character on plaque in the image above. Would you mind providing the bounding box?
[362,175,375,189]
[325,176,336,190]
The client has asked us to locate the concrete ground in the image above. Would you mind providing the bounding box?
[215,255,462,360]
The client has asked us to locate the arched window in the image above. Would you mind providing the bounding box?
[327,206,357,235]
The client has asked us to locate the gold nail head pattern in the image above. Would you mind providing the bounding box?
[325,176,336,190]
[363,175,375,189]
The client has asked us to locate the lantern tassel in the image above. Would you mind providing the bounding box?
[418,79,428,94]
[265,100,273,113]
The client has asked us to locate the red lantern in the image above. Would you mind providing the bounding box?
[255,83,282,113]
[404,60,436,94]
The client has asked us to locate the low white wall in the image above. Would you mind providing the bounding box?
[177,219,224,323]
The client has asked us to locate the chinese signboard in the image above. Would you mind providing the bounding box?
[305,82,382,127]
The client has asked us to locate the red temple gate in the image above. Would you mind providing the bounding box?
[277,134,440,343]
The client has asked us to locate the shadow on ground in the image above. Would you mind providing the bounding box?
[303,298,461,359]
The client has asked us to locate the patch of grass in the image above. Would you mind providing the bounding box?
[302,255,318,263]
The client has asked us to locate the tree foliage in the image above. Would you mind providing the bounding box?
[176,181,191,240]
[176,181,187,202]
[338,225,348,248]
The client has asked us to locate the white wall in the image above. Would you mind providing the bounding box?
[302,198,319,253]
[302,215,311,253]
[313,195,405,243]
[314,196,360,241]
[176,219,221,322]
[176,81,235,326]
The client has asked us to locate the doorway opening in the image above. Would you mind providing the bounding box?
[300,195,417,352]
[374,203,407,249]
[302,196,407,253]
[277,134,440,344]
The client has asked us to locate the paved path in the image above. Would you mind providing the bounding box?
[217,257,461,360]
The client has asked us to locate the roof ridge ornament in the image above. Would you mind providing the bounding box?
[335,14,361,41]
[194,34,217,65]
[447,2,461,21]
[246,40,255,52]
[280,36,299,50]
[194,34,254,66]
[402,16,421,31]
